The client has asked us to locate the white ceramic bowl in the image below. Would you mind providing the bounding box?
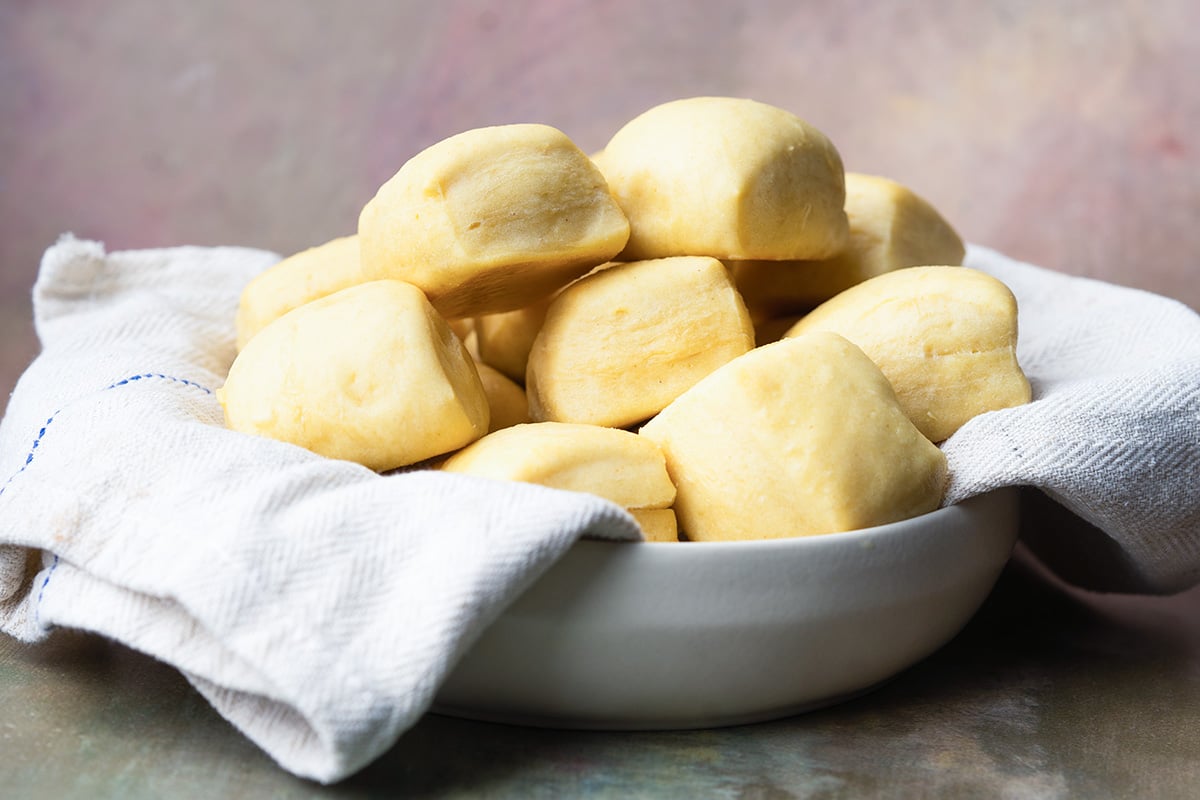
[435,489,1019,729]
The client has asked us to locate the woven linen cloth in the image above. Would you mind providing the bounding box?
[1,237,1198,781]
[944,245,1200,593]
[0,236,638,782]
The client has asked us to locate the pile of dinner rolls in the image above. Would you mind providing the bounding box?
[219,97,1031,542]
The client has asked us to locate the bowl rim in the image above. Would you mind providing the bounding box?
[607,489,1015,552]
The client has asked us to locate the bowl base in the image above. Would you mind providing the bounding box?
[429,679,890,731]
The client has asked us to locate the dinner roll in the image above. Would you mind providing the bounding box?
[729,173,965,317]
[441,421,676,510]
[526,256,755,428]
[598,96,848,261]
[628,508,680,542]
[235,234,362,350]
[785,266,1031,442]
[474,297,551,385]
[639,332,947,540]
[219,280,488,470]
[474,361,531,433]
[358,124,629,319]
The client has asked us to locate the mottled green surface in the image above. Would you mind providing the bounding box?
[5,547,1200,798]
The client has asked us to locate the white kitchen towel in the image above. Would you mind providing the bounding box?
[943,246,1200,593]
[0,236,639,783]
[0,237,1198,782]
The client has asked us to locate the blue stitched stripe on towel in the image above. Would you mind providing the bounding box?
[1,372,213,500]
[0,373,213,625]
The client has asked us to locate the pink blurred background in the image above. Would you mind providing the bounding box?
[2,0,1197,403]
